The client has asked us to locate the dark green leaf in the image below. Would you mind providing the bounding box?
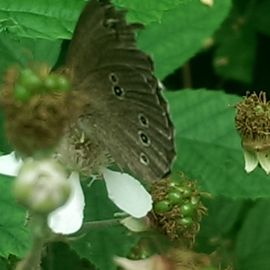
[42,242,94,270]
[166,89,270,198]
[197,197,244,253]
[214,7,256,84]
[0,111,12,154]
[138,0,231,79]
[253,0,270,36]
[235,200,270,270]
[0,257,8,270]
[70,181,138,270]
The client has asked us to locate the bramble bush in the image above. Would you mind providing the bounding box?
[1,0,270,269]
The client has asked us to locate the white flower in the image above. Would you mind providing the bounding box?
[243,148,270,174]
[120,216,150,232]
[0,152,152,234]
[114,255,168,270]
[200,0,214,7]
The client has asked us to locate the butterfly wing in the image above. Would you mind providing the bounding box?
[66,0,175,181]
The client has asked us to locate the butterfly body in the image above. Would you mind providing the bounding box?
[66,0,175,181]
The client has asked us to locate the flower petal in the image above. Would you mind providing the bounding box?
[0,152,22,176]
[102,169,152,218]
[200,0,214,7]
[48,172,85,234]
[257,151,270,174]
[114,255,166,270]
[243,149,258,173]
[120,216,150,232]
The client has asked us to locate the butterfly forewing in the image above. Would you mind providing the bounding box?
[66,0,175,181]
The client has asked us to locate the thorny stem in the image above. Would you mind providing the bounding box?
[15,236,45,270]
[15,218,127,268]
[68,218,124,238]
[80,218,123,231]
[15,214,49,270]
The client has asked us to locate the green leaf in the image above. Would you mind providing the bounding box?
[235,200,270,270]
[0,0,230,81]
[0,257,8,270]
[253,0,270,36]
[165,89,270,198]
[70,181,138,270]
[0,0,85,39]
[114,0,186,25]
[0,111,12,154]
[42,242,94,270]
[0,175,31,258]
[0,0,186,40]
[197,198,244,253]
[214,6,256,84]
[138,0,231,79]
[0,33,61,81]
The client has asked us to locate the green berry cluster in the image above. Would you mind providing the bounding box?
[151,175,207,246]
[127,239,153,260]
[14,68,70,102]
[154,181,200,227]
[235,91,270,143]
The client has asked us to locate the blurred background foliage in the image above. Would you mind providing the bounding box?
[1,0,270,269]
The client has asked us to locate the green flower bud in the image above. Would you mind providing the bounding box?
[167,191,183,205]
[14,85,31,102]
[56,75,70,91]
[178,217,193,227]
[180,186,192,197]
[181,203,195,217]
[20,69,42,90]
[154,200,172,213]
[14,158,71,213]
[44,75,58,90]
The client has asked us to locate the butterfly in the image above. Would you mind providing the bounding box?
[64,0,175,182]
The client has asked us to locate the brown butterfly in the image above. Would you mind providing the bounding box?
[64,0,175,181]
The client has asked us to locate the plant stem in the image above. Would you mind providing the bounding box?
[15,214,49,270]
[82,218,122,229]
[69,218,123,237]
[15,236,45,270]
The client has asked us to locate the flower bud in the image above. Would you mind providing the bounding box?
[235,91,270,149]
[14,158,71,213]
[235,92,270,174]
[0,65,86,156]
